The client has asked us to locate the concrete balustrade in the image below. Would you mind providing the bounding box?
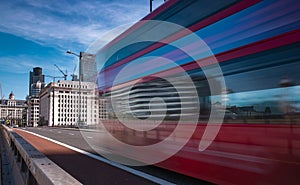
[0,125,82,185]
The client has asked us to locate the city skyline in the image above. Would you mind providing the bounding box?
[0,0,162,100]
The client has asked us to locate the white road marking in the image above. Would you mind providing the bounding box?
[68,133,74,136]
[58,131,62,134]
[19,129,175,185]
[86,136,93,139]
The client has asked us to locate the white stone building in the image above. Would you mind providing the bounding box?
[0,92,27,126]
[98,97,108,120]
[39,80,99,127]
[27,97,40,127]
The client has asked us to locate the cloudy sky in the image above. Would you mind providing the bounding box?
[0,0,162,99]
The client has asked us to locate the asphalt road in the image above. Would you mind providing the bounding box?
[17,126,213,185]
[22,127,96,153]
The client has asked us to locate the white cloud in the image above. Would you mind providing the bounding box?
[0,0,150,50]
[0,56,39,73]
[86,22,134,54]
[0,0,165,99]
[0,54,75,76]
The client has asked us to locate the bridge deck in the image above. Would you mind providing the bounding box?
[15,129,157,185]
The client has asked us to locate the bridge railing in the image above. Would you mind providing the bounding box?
[0,125,82,185]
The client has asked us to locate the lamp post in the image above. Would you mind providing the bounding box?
[150,0,167,12]
[150,0,153,12]
[66,50,82,127]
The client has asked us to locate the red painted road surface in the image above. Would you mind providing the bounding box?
[15,129,157,185]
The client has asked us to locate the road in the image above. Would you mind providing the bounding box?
[15,127,212,185]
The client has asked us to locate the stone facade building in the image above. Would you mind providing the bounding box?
[39,80,99,127]
[0,92,27,126]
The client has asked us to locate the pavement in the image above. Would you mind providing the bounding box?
[0,128,13,185]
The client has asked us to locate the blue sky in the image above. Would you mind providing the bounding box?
[0,0,162,100]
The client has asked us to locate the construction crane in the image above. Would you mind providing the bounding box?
[71,65,78,81]
[54,64,67,80]
[45,75,65,82]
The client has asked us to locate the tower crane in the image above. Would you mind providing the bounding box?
[54,64,67,80]
[71,65,78,81]
[45,75,65,82]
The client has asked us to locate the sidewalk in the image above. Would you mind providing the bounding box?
[0,129,13,185]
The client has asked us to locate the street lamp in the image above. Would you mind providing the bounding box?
[66,50,80,57]
[66,50,82,127]
[150,0,167,12]
[150,0,153,12]
[66,50,83,81]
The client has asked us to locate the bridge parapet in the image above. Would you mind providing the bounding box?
[1,125,82,185]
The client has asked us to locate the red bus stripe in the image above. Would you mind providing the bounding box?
[101,1,261,74]
[104,29,300,92]
[101,0,180,51]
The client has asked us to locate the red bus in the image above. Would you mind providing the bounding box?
[91,0,300,184]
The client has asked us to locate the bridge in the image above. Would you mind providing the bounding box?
[0,125,207,185]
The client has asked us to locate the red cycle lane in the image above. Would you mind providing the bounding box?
[15,129,158,185]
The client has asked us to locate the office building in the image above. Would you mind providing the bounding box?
[80,52,97,82]
[29,67,45,96]
[27,97,40,127]
[39,80,99,127]
[28,67,46,127]
[99,97,108,120]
